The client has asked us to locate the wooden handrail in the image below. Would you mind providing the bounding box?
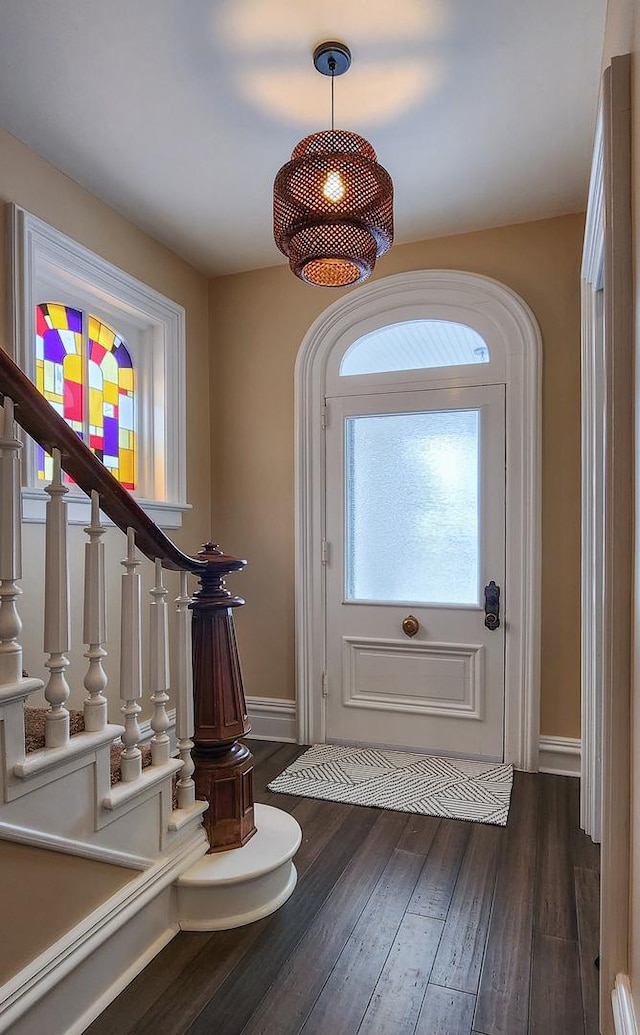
[1,345,255,852]
[0,347,207,573]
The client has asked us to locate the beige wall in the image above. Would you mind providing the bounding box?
[0,127,212,713]
[209,212,584,739]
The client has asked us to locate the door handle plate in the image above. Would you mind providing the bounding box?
[484,581,500,630]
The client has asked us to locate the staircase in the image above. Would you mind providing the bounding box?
[0,349,301,1034]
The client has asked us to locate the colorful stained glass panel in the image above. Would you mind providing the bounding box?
[88,317,136,489]
[35,303,136,489]
[36,303,83,481]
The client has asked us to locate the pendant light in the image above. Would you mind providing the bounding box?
[273,42,394,288]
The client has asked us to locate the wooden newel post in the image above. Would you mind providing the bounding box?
[190,542,256,852]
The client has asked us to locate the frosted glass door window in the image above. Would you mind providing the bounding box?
[345,409,480,604]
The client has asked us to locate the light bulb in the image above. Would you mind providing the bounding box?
[323,170,346,203]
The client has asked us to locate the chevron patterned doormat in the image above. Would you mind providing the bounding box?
[268,744,514,826]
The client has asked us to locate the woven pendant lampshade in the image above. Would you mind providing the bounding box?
[273,43,394,288]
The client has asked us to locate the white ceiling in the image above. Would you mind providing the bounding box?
[0,0,607,277]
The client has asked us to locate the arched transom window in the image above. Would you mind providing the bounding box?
[340,319,490,376]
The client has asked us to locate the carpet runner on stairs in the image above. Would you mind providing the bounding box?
[24,706,153,786]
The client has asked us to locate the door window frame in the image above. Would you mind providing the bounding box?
[295,269,542,770]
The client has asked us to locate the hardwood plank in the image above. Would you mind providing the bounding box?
[120,919,270,1035]
[575,866,600,1035]
[473,772,539,1035]
[185,807,403,1035]
[396,814,441,855]
[253,742,306,810]
[238,810,410,1035]
[357,912,444,1035]
[290,796,357,879]
[85,932,213,1035]
[243,739,284,765]
[254,742,303,787]
[429,823,501,994]
[407,819,471,920]
[534,774,577,940]
[300,848,425,1035]
[415,984,475,1035]
[529,932,584,1035]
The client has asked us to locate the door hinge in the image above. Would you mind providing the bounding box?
[322,671,329,697]
[321,538,330,565]
[321,401,328,429]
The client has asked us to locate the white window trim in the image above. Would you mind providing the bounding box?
[295,269,542,771]
[8,204,189,528]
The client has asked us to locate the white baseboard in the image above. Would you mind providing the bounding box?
[242,712,581,772]
[538,735,581,777]
[142,699,299,744]
[613,974,639,1035]
[240,703,585,776]
[246,697,297,743]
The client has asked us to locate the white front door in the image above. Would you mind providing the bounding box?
[324,384,506,761]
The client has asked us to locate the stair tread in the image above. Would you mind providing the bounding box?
[102,758,183,810]
[15,723,125,778]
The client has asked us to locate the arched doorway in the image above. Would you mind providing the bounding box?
[295,270,542,769]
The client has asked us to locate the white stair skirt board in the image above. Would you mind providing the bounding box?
[245,696,297,742]
[177,804,302,931]
[0,829,207,1035]
[613,974,639,1035]
[538,735,581,777]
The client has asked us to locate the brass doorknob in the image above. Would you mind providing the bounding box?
[402,614,419,637]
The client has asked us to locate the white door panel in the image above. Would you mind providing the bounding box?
[325,385,506,760]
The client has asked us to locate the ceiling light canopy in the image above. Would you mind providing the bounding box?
[273,42,394,288]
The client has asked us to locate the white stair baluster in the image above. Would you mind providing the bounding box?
[83,490,108,731]
[175,570,195,809]
[43,448,71,748]
[0,398,24,686]
[149,558,171,766]
[119,527,142,781]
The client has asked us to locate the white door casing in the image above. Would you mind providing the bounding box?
[581,101,605,843]
[325,384,506,760]
[295,269,542,770]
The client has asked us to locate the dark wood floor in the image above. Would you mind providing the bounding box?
[89,741,600,1035]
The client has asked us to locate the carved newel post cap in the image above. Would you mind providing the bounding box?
[197,541,247,572]
[193,543,247,605]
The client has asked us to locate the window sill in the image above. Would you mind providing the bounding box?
[21,489,191,529]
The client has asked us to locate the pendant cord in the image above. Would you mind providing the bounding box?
[329,56,336,134]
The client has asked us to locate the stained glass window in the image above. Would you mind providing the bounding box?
[35,302,136,488]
